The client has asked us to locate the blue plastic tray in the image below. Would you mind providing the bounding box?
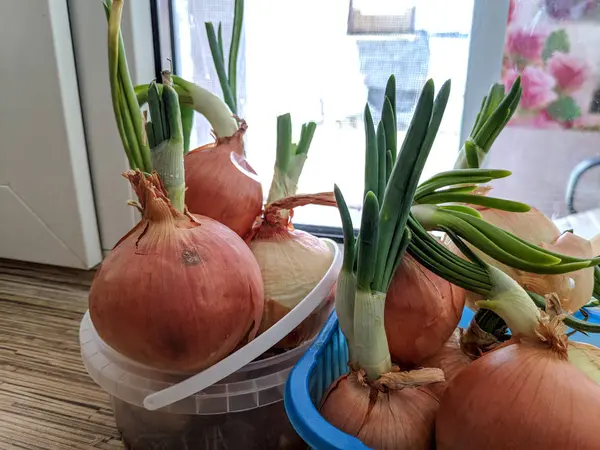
[285,306,600,449]
[284,310,369,449]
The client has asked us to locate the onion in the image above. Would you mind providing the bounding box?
[436,265,600,449]
[320,368,444,450]
[249,193,336,348]
[422,320,511,397]
[89,171,264,372]
[420,328,472,397]
[447,206,595,313]
[184,122,263,237]
[385,253,466,367]
[436,338,600,449]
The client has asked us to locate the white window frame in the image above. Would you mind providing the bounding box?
[70,0,509,250]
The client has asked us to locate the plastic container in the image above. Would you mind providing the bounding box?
[80,239,341,450]
[284,308,600,450]
[81,311,311,449]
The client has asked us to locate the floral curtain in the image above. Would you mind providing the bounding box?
[502,0,600,130]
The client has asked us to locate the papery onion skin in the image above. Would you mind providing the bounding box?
[320,371,440,450]
[421,328,472,397]
[250,222,334,348]
[436,340,600,450]
[422,324,513,397]
[90,171,264,373]
[184,122,263,237]
[569,341,600,384]
[385,254,466,367]
[250,193,336,348]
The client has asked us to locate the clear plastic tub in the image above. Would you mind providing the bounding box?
[80,312,311,449]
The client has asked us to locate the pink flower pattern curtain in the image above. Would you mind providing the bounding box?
[502,0,600,130]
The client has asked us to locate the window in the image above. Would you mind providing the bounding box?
[347,0,416,35]
[153,0,506,236]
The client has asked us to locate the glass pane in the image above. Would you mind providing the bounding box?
[172,0,475,229]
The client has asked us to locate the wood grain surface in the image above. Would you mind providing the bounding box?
[0,259,123,449]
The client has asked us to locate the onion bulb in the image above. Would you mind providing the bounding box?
[385,253,466,367]
[184,122,263,237]
[422,320,511,397]
[436,265,600,449]
[436,336,600,449]
[320,368,444,450]
[90,171,264,372]
[421,328,472,397]
[249,193,336,348]
[447,206,594,313]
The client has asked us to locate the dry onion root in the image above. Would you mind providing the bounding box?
[89,171,264,373]
[436,266,600,449]
[249,192,336,348]
[320,368,444,450]
[385,253,466,367]
[184,122,263,238]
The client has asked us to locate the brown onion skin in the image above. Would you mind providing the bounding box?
[90,174,264,373]
[249,192,338,348]
[260,281,335,349]
[184,124,263,238]
[436,341,600,449]
[421,328,472,397]
[251,225,334,348]
[385,254,466,368]
[320,372,439,450]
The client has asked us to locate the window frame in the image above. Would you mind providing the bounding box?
[74,0,511,251]
[158,0,510,241]
[346,0,416,35]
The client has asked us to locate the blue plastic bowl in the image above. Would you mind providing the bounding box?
[284,311,369,449]
[285,306,600,449]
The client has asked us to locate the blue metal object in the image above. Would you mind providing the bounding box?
[285,306,600,449]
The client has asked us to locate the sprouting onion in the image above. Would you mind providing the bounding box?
[321,72,600,448]
[129,1,260,237]
[250,193,336,348]
[425,75,599,345]
[97,2,266,374]
[89,171,264,373]
[357,73,600,369]
[249,114,328,348]
[436,264,600,450]
[321,79,451,449]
